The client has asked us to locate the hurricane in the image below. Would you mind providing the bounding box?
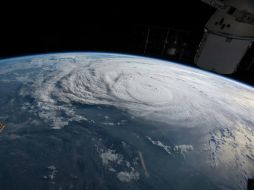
[1,52,254,189]
[11,53,253,130]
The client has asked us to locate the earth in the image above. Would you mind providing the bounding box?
[0,52,254,190]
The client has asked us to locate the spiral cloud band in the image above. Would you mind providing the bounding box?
[11,53,253,129]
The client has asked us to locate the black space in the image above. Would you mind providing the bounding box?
[0,1,214,58]
[1,1,254,86]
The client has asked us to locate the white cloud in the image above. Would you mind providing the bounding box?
[98,146,140,183]
[116,171,140,183]
[100,149,123,166]
[147,136,194,156]
[173,145,194,154]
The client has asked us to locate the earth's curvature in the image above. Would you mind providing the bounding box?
[0,52,254,190]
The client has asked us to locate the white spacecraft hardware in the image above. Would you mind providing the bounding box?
[195,0,254,74]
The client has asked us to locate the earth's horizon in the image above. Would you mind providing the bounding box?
[0,52,254,190]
